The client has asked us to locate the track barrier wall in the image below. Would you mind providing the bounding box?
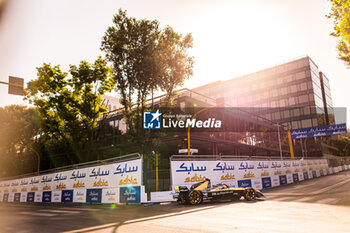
[0,155,146,204]
[170,156,350,191]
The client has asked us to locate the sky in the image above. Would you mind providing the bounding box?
[0,0,349,124]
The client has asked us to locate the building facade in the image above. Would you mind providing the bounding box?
[191,56,337,157]
[192,56,334,130]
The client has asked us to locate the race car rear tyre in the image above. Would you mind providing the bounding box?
[187,190,203,205]
[244,188,256,201]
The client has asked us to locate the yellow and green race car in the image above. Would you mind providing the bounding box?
[173,179,264,205]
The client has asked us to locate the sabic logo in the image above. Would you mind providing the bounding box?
[143,110,161,129]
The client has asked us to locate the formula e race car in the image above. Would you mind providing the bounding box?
[173,179,264,205]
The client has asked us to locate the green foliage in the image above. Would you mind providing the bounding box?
[0,105,38,177]
[158,26,194,102]
[328,0,350,67]
[26,57,115,161]
[101,9,194,136]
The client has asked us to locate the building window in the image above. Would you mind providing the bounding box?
[289,97,296,105]
[291,85,297,93]
[296,71,305,80]
[271,90,277,97]
[283,110,290,118]
[303,106,311,115]
[293,108,300,117]
[301,119,312,128]
[300,82,307,91]
[274,112,281,120]
[298,95,309,103]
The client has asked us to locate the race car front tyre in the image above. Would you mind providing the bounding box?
[187,190,203,205]
[244,188,256,201]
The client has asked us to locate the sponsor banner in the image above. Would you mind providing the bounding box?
[42,191,52,203]
[73,189,86,203]
[8,193,14,202]
[29,176,42,192]
[290,123,347,139]
[298,172,304,181]
[308,171,313,179]
[34,192,42,202]
[312,171,317,179]
[61,190,73,203]
[113,159,142,187]
[40,174,54,192]
[237,179,252,188]
[150,191,174,202]
[261,177,272,189]
[102,188,119,203]
[251,178,262,190]
[14,193,21,202]
[303,172,309,180]
[271,176,280,187]
[3,193,9,202]
[279,175,287,185]
[320,169,324,176]
[27,192,35,202]
[292,173,299,183]
[286,174,293,184]
[86,189,102,203]
[120,186,141,204]
[171,159,329,189]
[270,161,284,176]
[328,168,333,175]
[20,192,27,202]
[51,191,62,203]
[0,192,3,202]
[315,170,320,177]
[171,160,238,187]
[0,158,143,201]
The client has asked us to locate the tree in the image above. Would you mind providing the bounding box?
[0,105,38,177]
[26,57,115,162]
[158,26,194,104]
[101,9,194,135]
[328,0,350,67]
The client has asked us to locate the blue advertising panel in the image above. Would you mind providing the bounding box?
[262,177,272,189]
[3,193,9,202]
[237,179,252,188]
[42,191,52,203]
[279,175,287,185]
[292,173,299,182]
[320,170,324,176]
[14,193,21,202]
[61,190,73,203]
[290,123,347,139]
[312,170,317,179]
[86,189,102,203]
[303,172,309,180]
[27,192,35,202]
[120,186,141,204]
